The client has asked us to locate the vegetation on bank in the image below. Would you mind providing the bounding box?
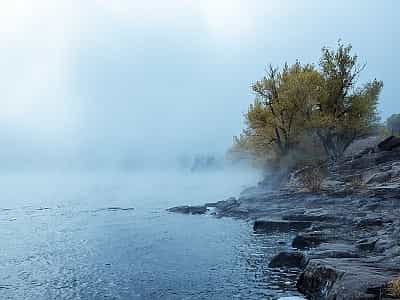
[386,114,400,136]
[229,41,384,169]
[388,278,400,297]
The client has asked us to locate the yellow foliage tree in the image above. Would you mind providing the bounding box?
[232,41,383,165]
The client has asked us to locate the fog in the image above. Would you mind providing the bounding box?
[1,0,399,171]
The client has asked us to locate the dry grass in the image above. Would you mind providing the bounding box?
[346,175,368,191]
[296,160,327,192]
[387,278,400,297]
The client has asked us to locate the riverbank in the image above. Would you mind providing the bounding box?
[168,138,400,299]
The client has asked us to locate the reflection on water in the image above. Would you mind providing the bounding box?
[0,170,304,299]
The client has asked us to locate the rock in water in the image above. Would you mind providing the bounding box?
[167,205,208,215]
[297,258,394,300]
[253,219,312,233]
[292,231,327,249]
[269,251,308,268]
[297,260,343,299]
[356,238,378,252]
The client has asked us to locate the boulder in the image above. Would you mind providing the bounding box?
[375,150,400,164]
[297,258,394,300]
[268,251,308,268]
[297,260,342,299]
[365,171,393,184]
[214,198,240,211]
[292,231,327,249]
[311,250,360,259]
[253,219,312,233]
[378,136,400,151]
[355,217,385,228]
[167,205,208,215]
[356,238,378,252]
[283,212,337,222]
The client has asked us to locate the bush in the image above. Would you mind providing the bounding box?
[388,278,400,297]
[346,175,367,191]
[296,160,327,192]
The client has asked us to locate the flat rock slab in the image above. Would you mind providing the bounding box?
[253,219,312,233]
[269,251,308,268]
[297,258,396,300]
[282,212,337,222]
[167,205,208,215]
[378,136,400,151]
[292,231,329,249]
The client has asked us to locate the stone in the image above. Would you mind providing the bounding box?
[283,212,337,222]
[356,238,378,252]
[297,260,342,299]
[355,217,385,228]
[365,171,393,184]
[311,250,360,259]
[292,231,327,249]
[375,150,400,164]
[378,136,400,151]
[268,251,308,269]
[253,219,312,233]
[297,258,395,300]
[167,205,208,215]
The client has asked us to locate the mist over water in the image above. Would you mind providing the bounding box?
[0,168,304,299]
[1,1,399,299]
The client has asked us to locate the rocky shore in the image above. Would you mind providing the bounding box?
[168,136,400,299]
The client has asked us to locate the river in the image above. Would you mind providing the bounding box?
[0,169,305,300]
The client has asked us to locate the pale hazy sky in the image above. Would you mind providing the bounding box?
[0,0,399,168]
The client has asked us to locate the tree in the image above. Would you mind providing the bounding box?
[386,114,400,135]
[310,41,383,161]
[232,62,323,165]
[232,41,383,166]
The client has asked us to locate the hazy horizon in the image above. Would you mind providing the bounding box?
[1,0,399,169]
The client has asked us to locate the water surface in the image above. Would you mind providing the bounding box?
[0,170,304,299]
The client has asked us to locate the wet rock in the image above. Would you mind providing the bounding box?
[282,212,337,222]
[375,149,400,164]
[269,251,308,268]
[355,217,385,228]
[375,238,397,254]
[253,219,312,233]
[297,258,393,300]
[365,171,393,184]
[214,198,240,211]
[167,205,208,215]
[356,238,378,252]
[378,135,400,151]
[311,250,360,259]
[292,231,327,249]
[297,260,342,299]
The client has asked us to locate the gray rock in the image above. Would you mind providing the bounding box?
[167,205,208,215]
[253,219,312,233]
[297,258,393,300]
[292,231,327,249]
[356,238,378,252]
[282,212,337,222]
[268,251,308,268]
[378,135,400,151]
[375,150,400,164]
[311,250,360,259]
[297,260,342,299]
[355,217,385,228]
[365,171,393,184]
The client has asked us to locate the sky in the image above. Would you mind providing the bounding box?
[0,0,399,169]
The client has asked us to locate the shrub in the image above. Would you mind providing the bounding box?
[296,160,327,192]
[346,175,367,191]
[387,278,400,297]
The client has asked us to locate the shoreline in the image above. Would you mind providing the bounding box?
[168,143,400,299]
